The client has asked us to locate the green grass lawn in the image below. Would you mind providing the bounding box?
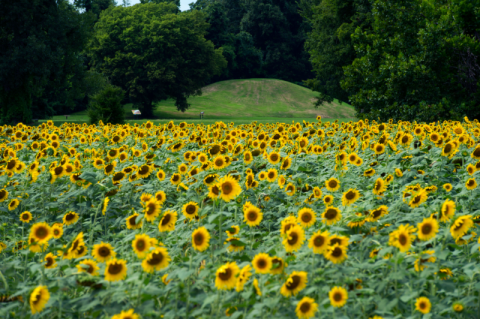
[49,78,356,125]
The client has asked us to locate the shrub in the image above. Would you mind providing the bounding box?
[88,85,125,124]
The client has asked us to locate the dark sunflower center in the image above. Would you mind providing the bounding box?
[333,292,343,302]
[99,247,110,257]
[474,148,480,157]
[218,268,232,281]
[421,224,432,235]
[301,213,312,223]
[139,166,149,175]
[108,263,123,275]
[215,159,224,166]
[419,302,427,309]
[45,257,54,267]
[186,205,196,215]
[399,233,407,245]
[268,172,275,179]
[257,259,267,269]
[22,214,29,220]
[286,275,300,290]
[345,191,355,200]
[146,203,156,215]
[247,211,258,222]
[331,246,343,257]
[129,216,138,225]
[222,182,233,195]
[161,214,171,226]
[328,181,337,188]
[66,213,75,221]
[325,209,338,220]
[194,233,204,245]
[300,302,311,313]
[35,227,48,239]
[270,154,278,162]
[172,175,180,182]
[142,248,161,266]
[287,231,298,245]
[314,236,324,247]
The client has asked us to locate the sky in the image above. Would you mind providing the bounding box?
[128,0,193,11]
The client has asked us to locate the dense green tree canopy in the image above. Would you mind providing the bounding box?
[0,0,95,124]
[90,3,227,117]
[300,0,372,105]
[341,0,480,122]
[192,0,312,83]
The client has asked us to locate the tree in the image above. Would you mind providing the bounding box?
[341,0,480,122]
[0,0,95,124]
[74,0,116,17]
[140,0,181,8]
[191,0,312,83]
[300,0,372,104]
[90,3,227,117]
[88,85,125,124]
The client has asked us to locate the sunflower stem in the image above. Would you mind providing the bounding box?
[218,201,223,262]
[0,269,8,291]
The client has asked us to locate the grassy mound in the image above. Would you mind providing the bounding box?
[152,78,355,119]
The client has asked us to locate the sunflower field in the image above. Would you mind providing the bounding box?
[1,118,480,319]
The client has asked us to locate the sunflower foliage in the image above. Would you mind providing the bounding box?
[0,118,480,318]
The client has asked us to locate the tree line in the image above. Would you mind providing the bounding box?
[1,0,480,124]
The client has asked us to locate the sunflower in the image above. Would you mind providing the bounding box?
[281,157,292,170]
[92,242,116,262]
[285,183,296,196]
[252,253,272,274]
[296,296,318,319]
[389,224,416,252]
[208,184,220,199]
[267,256,284,275]
[280,271,308,297]
[126,213,143,230]
[141,247,170,273]
[215,262,240,290]
[297,208,316,228]
[203,174,218,186]
[63,211,79,226]
[466,178,477,190]
[312,187,322,199]
[450,215,474,239]
[308,230,330,254]
[0,189,9,202]
[325,244,348,264]
[8,198,20,211]
[104,259,128,282]
[213,155,227,169]
[452,303,464,312]
[443,183,452,192]
[440,199,455,222]
[225,225,240,237]
[170,173,181,185]
[341,189,360,206]
[258,171,267,181]
[329,286,348,308]
[143,198,161,222]
[162,274,171,285]
[417,217,439,241]
[225,237,245,252]
[267,151,281,165]
[29,285,50,314]
[156,169,166,181]
[243,204,263,227]
[322,206,342,225]
[236,264,252,292]
[282,225,305,252]
[216,175,242,202]
[42,252,57,269]
[76,259,100,276]
[266,168,278,182]
[372,178,386,195]
[153,190,166,205]
[102,197,110,216]
[408,190,428,208]
[323,194,334,206]
[415,297,431,314]
[29,222,52,244]
[182,201,199,220]
[20,211,32,223]
[325,177,340,192]
[243,151,253,164]
[364,168,375,177]
[192,227,210,252]
[132,234,152,259]
[158,210,177,232]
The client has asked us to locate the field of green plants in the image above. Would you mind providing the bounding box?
[0,118,479,319]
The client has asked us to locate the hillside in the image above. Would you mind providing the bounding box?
[151,79,355,119]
